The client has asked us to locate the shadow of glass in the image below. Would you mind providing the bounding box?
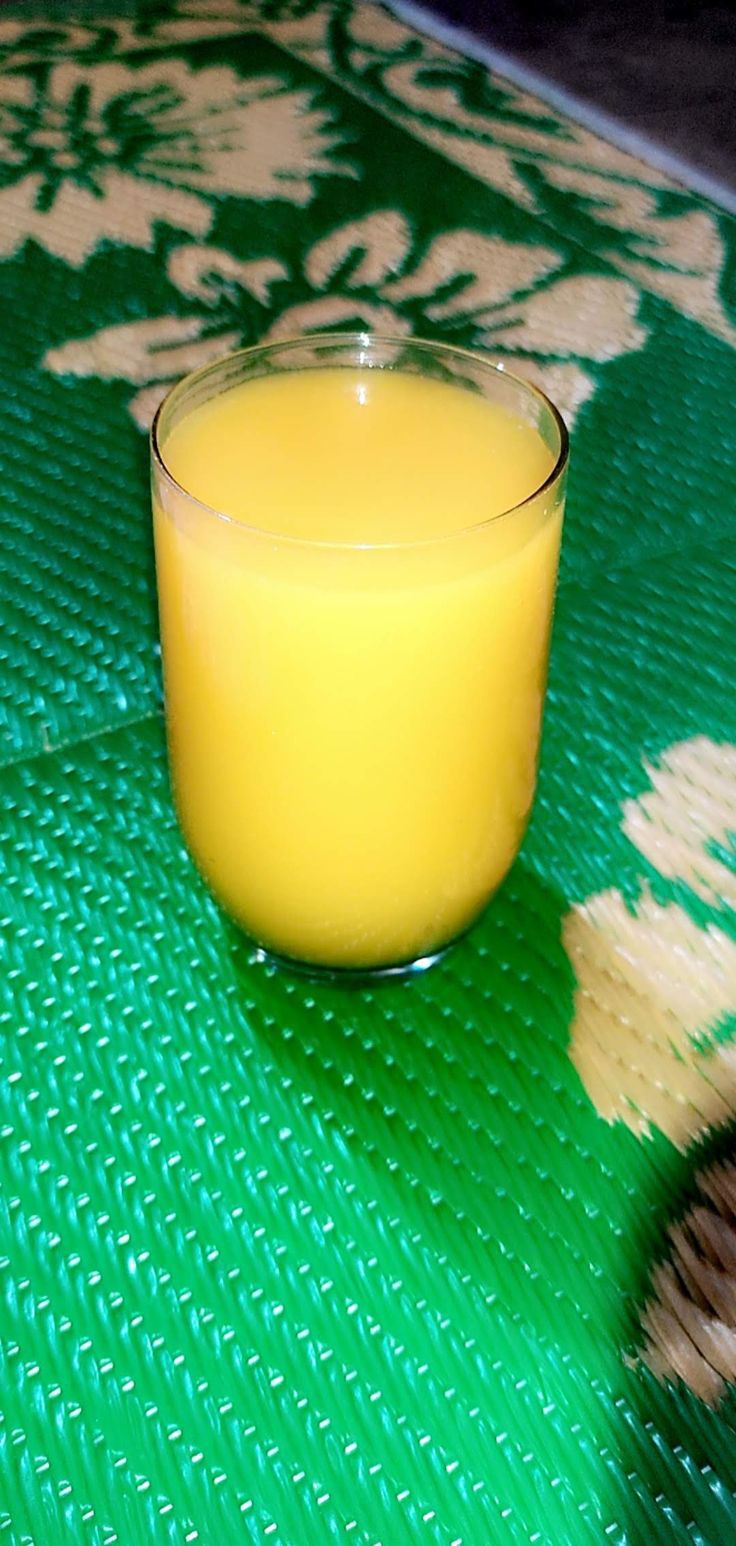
[613,1121,736,1544]
[216,859,640,1537]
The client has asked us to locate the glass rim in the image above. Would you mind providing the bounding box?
[150,331,569,553]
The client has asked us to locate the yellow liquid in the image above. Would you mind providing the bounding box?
[154,367,564,969]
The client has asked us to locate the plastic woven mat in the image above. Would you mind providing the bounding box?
[1,2,736,1541]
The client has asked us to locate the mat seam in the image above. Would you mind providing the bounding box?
[1,525,733,779]
[0,706,161,776]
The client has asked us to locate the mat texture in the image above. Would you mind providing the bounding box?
[1,2,736,1542]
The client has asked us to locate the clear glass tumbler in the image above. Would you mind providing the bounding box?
[151,334,568,978]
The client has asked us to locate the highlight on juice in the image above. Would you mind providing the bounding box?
[151,334,568,977]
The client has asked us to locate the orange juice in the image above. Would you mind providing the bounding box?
[153,357,565,971]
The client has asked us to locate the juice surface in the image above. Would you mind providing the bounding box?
[163,367,554,543]
[154,366,564,969]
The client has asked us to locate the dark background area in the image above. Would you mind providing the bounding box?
[396,0,736,199]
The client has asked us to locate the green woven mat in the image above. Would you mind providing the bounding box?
[2,2,736,1540]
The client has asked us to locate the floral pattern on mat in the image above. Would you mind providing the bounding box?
[566,737,736,1149]
[0,57,351,264]
[45,213,647,427]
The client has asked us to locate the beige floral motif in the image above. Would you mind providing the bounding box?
[171,1,331,61]
[0,18,27,46]
[348,6,423,52]
[483,274,646,361]
[263,211,646,426]
[167,244,288,305]
[45,210,647,428]
[44,240,291,427]
[386,63,676,201]
[566,886,736,1148]
[543,167,736,349]
[48,323,232,436]
[273,2,676,210]
[382,228,556,315]
[112,14,248,50]
[0,58,350,266]
[0,18,103,64]
[354,54,536,212]
[306,209,413,288]
[45,313,241,387]
[623,738,736,911]
[566,737,736,1148]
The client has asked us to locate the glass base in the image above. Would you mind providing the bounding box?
[250,941,453,984]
